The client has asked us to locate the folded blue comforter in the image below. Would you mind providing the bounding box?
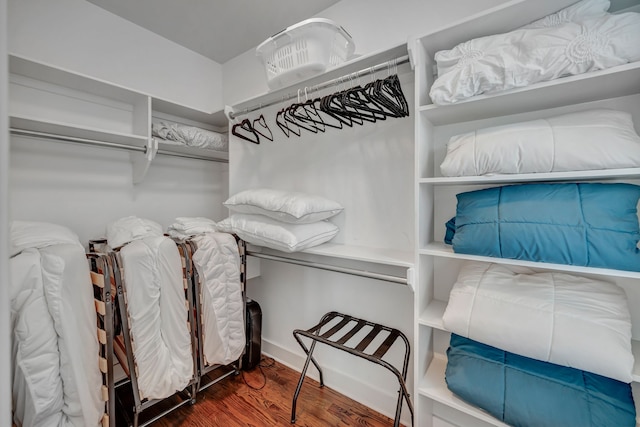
[446,334,636,427]
[445,183,640,271]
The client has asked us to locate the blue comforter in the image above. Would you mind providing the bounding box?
[446,334,636,427]
[445,183,640,271]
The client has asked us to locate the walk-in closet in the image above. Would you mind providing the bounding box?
[3,0,640,426]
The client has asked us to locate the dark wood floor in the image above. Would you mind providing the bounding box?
[139,357,400,427]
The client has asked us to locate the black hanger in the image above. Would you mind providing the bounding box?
[252,114,273,141]
[232,118,260,144]
[276,107,301,138]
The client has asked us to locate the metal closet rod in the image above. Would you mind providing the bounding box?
[228,54,411,120]
[9,128,229,163]
[247,251,408,285]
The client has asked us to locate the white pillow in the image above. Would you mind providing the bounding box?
[430,12,640,104]
[521,0,610,29]
[216,214,339,253]
[442,262,634,382]
[440,109,640,176]
[10,221,82,257]
[224,188,343,224]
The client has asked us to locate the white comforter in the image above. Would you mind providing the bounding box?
[10,221,102,427]
[119,236,194,399]
[192,233,245,366]
[442,262,634,382]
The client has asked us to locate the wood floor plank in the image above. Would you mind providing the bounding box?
[145,358,400,426]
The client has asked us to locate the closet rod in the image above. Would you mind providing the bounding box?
[247,251,408,285]
[228,54,410,120]
[10,128,229,163]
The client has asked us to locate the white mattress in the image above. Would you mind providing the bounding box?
[119,236,194,400]
[10,244,102,427]
[192,233,245,366]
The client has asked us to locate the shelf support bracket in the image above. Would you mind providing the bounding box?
[130,138,158,184]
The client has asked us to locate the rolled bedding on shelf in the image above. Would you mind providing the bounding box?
[152,120,228,151]
[445,182,640,272]
[10,221,103,427]
[191,232,245,366]
[446,333,636,427]
[114,223,194,400]
[442,262,634,382]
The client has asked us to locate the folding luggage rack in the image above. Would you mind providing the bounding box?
[291,311,413,427]
[87,236,247,427]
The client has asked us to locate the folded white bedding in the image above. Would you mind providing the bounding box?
[192,233,245,366]
[11,221,103,427]
[430,12,640,104]
[11,220,83,257]
[442,262,634,382]
[152,121,228,151]
[119,236,193,399]
[440,109,640,176]
[11,249,65,427]
[40,244,102,427]
[106,216,163,249]
[11,246,102,427]
[167,217,218,240]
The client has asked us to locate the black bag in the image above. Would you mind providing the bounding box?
[242,299,262,370]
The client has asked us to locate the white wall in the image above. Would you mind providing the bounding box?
[223,0,509,106]
[8,0,223,113]
[1,0,11,424]
[9,138,228,245]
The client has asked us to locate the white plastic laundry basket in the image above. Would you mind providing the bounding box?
[256,18,355,90]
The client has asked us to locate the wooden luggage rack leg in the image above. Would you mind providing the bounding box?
[291,312,414,427]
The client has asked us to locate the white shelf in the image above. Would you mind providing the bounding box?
[419,299,446,329]
[418,61,640,126]
[419,355,510,427]
[421,242,640,280]
[155,140,229,161]
[300,243,414,268]
[420,168,640,185]
[10,116,148,148]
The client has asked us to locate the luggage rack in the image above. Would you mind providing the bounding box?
[291,311,414,427]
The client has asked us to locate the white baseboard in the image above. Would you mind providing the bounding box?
[261,338,411,426]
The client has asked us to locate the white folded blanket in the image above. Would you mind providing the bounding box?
[440,109,640,176]
[106,216,163,248]
[11,221,102,427]
[192,233,245,366]
[442,262,634,382]
[167,217,218,240]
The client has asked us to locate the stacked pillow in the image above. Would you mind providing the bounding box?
[217,188,342,252]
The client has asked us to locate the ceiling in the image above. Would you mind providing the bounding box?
[87,0,341,64]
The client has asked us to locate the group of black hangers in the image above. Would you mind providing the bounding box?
[231,73,409,144]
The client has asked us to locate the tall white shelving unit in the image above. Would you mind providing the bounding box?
[410,0,640,426]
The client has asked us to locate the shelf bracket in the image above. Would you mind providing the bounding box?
[130,138,158,184]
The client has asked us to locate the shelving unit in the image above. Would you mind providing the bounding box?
[411,1,640,425]
[8,54,229,183]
